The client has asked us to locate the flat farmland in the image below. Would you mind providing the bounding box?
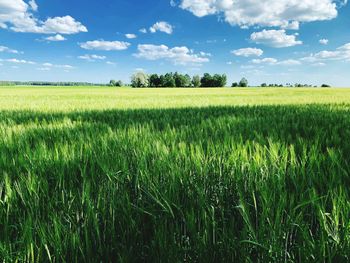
[1,87,350,262]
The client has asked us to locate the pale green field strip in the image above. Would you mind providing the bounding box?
[1,86,350,111]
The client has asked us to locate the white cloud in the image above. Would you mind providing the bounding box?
[149,21,173,34]
[0,45,20,54]
[302,42,350,62]
[45,34,66,42]
[251,30,302,48]
[231,47,263,57]
[200,51,212,57]
[106,61,116,65]
[319,38,329,45]
[134,44,210,65]
[139,28,147,33]
[125,33,137,39]
[78,54,106,61]
[277,59,301,66]
[178,0,342,28]
[39,16,87,34]
[37,67,50,71]
[252,58,278,64]
[28,0,38,11]
[312,62,326,66]
[80,40,130,51]
[41,62,74,69]
[0,0,87,34]
[56,64,74,69]
[281,21,300,30]
[252,57,301,65]
[6,58,35,64]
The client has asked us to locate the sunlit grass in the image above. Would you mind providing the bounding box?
[1,86,350,111]
[0,87,350,262]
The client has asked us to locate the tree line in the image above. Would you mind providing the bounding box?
[0,81,107,86]
[128,72,227,88]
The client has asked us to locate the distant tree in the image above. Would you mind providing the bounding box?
[184,74,192,87]
[149,74,161,87]
[131,72,149,88]
[231,82,238,87]
[159,75,166,87]
[321,84,331,87]
[163,73,176,87]
[115,80,123,87]
[174,72,191,87]
[201,73,212,87]
[261,83,267,87]
[192,75,201,87]
[109,80,116,86]
[213,74,227,87]
[239,78,248,87]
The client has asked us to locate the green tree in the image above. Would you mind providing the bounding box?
[131,72,149,88]
[149,74,161,87]
[201,73,213,87]
[109,80,116,86]
[239,78,248,87]
[192,75,201,87]
[174,72,191,87]
[163,73,176,87]
[213,74,227,87]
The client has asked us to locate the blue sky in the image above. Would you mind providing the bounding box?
[0,0,350,86]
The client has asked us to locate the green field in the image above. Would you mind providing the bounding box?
[1,87,350,262]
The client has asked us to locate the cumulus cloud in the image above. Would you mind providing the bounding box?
[0,45,20,54]
[251,30,302,48]
[139,28,147,33]
[134,44,210,65]
[80,40,130,51]
[0,0,87,34]
[149,21,173,34]
[319,39,329,45]
[177,0,343,28]
[28,0,38,11]
[125,33,137,39]
[302,42,350,62]
[78,54,106,61]
[45,34,66,42]
[231,47,263,57]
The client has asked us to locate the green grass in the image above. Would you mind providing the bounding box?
[1,87,350,262]
[1,86,350,111]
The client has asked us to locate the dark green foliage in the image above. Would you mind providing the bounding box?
[149,74,162,87]
[0,81,107,86]
[115,80,123,87]
[239,77,248,87]
[163,73,176,87]
[109,80,123,87]
[201,73,227,87]
[174,72,191,87]
[231,82,238,87]
[322,84,331,87]
[1,105,350,262]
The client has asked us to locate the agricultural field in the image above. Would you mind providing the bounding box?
[1,86,350,262]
